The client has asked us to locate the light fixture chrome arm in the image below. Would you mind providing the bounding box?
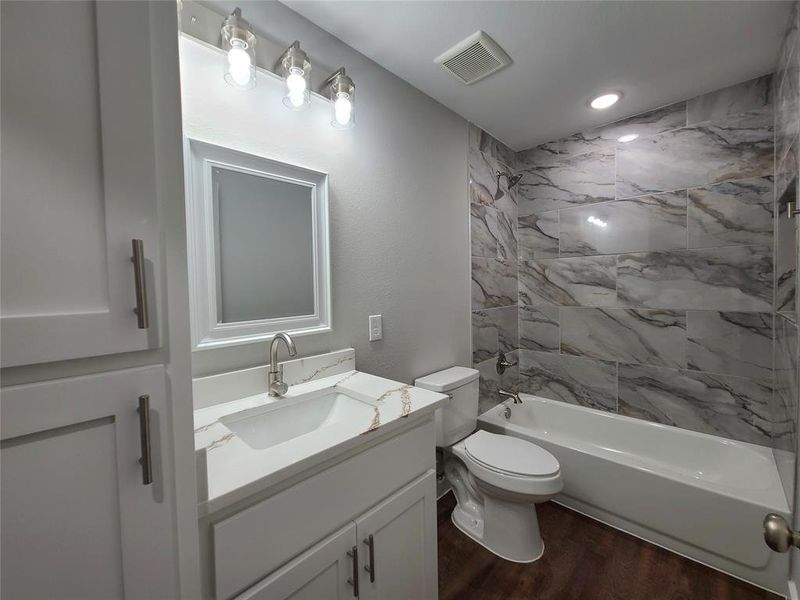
[268,332,298,397]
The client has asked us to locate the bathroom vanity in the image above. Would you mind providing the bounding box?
[194,349,447,599]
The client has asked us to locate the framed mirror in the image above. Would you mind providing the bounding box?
[184,139,330,349]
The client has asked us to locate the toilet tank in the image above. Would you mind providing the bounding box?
[414,366,480,446]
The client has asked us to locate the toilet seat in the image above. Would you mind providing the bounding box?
[450,431,562,498]
[464,430,559,477]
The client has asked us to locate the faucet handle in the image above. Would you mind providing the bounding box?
[496,351,517,375]
[268,364,288,397]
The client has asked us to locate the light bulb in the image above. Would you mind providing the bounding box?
[286,70,307,94]
[227,41,252,87]
[617,133,639,143]
[288,92,305,108]
[334,95,352,126]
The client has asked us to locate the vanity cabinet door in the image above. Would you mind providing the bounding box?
[355,471,438,600]
[235,523,358,600]
[0,367,178,599]
[1,0,167,366]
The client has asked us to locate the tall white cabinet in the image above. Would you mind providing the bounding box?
[0,1,192,598]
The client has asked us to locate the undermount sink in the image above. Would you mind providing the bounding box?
[219,390,375,450]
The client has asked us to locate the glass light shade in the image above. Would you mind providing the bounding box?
[328,70,355,130]
[281,42,311,110]
[221,9,256,90]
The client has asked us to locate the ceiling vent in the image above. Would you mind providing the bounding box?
[434,31,512,85]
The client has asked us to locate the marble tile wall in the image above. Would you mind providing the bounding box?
[512,73,781,447]
[469,125,520,414]
[773,1,799,508]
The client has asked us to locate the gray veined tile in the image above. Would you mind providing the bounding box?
[618,364,773,446]
[495,209,518,261]
[518,144,560,169]
[561,307,687,368]
[616,109,774,199]
[559,192,687,257]
[470,203,498,258]
[776,177,797,313]
[519,305,559,353]
[686,311,773,385]
[518,349,617,412]
[469,126,517,218]
[774,313,798,507]
[687,74,773,124]
[774,314,798,454]
[519,256,617,307]
[687,177,774,248]
[471,257,517,310]
[472,306,518,364]
[472,310,498,364]
[517,150,615,215]
[616,246,773,312]
[476,351,519,415]
[557,102,687,158]
[518,206,558,259]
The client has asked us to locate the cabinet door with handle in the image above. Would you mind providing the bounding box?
[1,0,167,366]
[0,366,178,599]
[235,523,359,600]
[355,472,438,600]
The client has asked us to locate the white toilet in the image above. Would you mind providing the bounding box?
[415,366,563,563]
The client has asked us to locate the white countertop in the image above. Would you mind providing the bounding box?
[194,368,448,515]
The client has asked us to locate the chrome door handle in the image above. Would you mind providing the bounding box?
[137,395,153,485]
[347,545,359,597]
[131,239,149,329]
[363,534,375,582]
[787,202,800,219]
[764,513,800,552]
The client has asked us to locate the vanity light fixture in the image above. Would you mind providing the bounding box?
[279,41,311,110]
[617,133,639,143]
[221,8,256,89]
[324,68,355,129]
[589,92,620,110]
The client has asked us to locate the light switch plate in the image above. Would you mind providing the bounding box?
[369,314,382,341]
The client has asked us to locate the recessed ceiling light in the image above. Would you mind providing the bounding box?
[617,133,639,143]
[590,92,620,110]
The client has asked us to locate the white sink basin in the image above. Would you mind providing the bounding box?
[219,391,375,450]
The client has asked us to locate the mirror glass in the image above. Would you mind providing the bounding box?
[212,166,314,323]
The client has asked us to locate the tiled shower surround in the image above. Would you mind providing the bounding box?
[471,20,799,455]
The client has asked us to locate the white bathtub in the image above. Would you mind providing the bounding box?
[478,394,791,594]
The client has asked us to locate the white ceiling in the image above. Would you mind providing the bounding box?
[282,0,792,150]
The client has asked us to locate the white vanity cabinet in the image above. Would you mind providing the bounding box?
[236,474,437,600]
[202,419,439,600]
[1,0,166,367]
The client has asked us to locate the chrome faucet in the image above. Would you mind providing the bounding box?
[498,389,522,404]
[268,332,298,397]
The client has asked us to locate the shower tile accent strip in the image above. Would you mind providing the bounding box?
[468,66,800,452]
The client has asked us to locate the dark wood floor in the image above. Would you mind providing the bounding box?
[437,492,782,600]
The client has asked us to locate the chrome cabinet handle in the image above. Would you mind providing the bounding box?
[131,239,149,329]
[137,395,153,485]
[347,545,359,597]
[764,513,800,552]
[363,534,375,582]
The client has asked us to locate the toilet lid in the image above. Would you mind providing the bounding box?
[464,430,559,477]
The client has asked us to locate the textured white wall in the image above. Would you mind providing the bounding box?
[181,4,471,384]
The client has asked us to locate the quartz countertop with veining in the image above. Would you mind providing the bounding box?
[194,363,448,516]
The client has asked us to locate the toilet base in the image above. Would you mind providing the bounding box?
[451,503,545,563]
[445,452,546,563]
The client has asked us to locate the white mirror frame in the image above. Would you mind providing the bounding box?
[184,138,331,350]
